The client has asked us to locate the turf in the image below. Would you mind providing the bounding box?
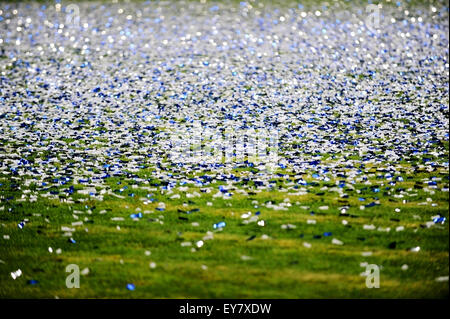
[0,163,448,298]
[0,0,448,299]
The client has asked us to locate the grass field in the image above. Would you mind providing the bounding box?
[0,0,449,298]
[0,163,448,298]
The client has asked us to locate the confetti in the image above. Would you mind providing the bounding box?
[0,0,447,299]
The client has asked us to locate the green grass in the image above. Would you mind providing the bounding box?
[0,164,448,298]
[0,0,448,300]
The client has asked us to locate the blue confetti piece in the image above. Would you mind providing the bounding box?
[213,221,226,229]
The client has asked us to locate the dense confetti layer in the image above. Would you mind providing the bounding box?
[0,1,449,298]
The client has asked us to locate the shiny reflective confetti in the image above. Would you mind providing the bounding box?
[0,0,448,299]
